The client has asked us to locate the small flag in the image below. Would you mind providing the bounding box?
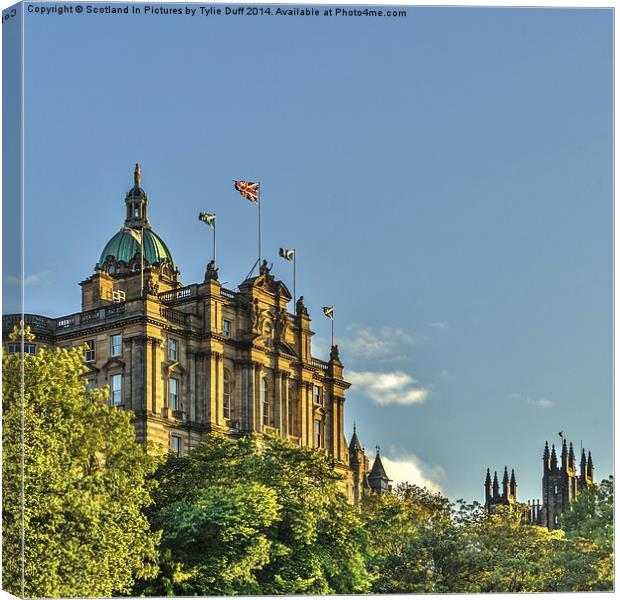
[199,212,216,228]
[234,180,259,204]
[279,248,295,261]
[323,306,334,320]
[122,227,142,244]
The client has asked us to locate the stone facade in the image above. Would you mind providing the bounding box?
[3,166,390,503]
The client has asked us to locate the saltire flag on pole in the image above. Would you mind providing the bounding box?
[323,306,334,320]
[122,227,142,244]
[199,212,216,228]
[279,248,295,261]
[234,180,259,203]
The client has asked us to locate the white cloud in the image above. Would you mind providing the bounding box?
[341,325,414,359]
[348,370,429,405]
[510,392,554,409]
[427,321,449,329]
[380,454,445,494]
[527,397,554,409]
[6,272,46,286]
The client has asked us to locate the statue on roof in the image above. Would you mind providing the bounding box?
[296,295,308,316]
[259,259,272,276]
[204,260,219,282]
[134,163,141,186]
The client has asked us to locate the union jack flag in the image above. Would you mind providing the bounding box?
[234,180,259,204]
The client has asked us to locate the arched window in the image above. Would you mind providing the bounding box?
[223,369,231,419]
[261,378,269,426]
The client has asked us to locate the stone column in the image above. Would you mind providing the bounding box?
[187,349,195,422]
[282,372,290,437]
[255,364,263,432]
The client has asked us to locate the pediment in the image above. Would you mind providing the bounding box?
[101,357,125,372]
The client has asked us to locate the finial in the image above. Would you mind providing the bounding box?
[376,445,380,456]
[134,163,141,186]
[353,422,356,434]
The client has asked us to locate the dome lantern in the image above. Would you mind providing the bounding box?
[125,163,150,229]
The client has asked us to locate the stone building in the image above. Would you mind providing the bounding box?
[484,437,594,530]
[3,165,390,503]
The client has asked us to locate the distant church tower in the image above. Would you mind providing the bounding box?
[540,439,594,530]
[484,437,595,530]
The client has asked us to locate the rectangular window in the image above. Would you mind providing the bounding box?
[7,343,19,354]
[111,374,122,405]
[110,334,122,357]
[168,338,178,361]
[313,385,323,406]
[171,435,182,457]
[86,379,96,391]
[169,378,179,410]
[314,419,321,448]
[223,319,232,337]
[24,343,36,355]
[84,340,96,362]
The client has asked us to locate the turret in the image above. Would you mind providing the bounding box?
[550,444,558,470]
[561,439,568,470]
[502,466,509,499]
[348,423,363,465]
[484,468,493,503]
[580,448,587,479]
[492,471,499,497]
[368,446,392,495]
[587,451,595,483]
[510,469,517,499]
[568,442,576,470]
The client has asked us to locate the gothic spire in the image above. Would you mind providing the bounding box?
[569,442,576,468]
[550,444,558,469]
[502,466,509,498]
[492,471,499,497]
[543,441,550,460]
[485,468,492,486]
[510,469,517,497]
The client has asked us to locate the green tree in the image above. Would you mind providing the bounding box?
[138,433,371,596]
[2,327,160,597]
[471,505,565,592]
[550,477,614,591]
[363,484,482,593]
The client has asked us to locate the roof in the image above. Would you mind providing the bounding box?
[368,451,390,483]
[349,429,363,452]
[126,184,147,199]
[98,227,175,268]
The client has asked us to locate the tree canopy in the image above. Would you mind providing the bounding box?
[3,328,160,597]
[136,433,372,596]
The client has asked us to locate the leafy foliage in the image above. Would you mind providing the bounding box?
[550,477,614,591]
[2,329,160,597]
[137,434,371,596]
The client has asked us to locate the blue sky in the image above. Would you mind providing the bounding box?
[5,4,612,502]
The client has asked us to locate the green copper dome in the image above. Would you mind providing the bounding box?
[98,227,175,268]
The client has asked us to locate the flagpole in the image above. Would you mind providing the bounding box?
[213,220,217,265]
[293,249,296,307]
[258,183,262,264]
[331,312,334,347]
